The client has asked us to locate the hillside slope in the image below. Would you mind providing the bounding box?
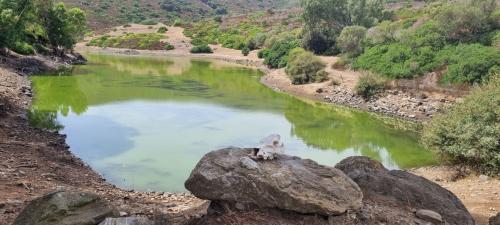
[61,0,299,30]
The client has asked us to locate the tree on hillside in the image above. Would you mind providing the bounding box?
[337,26,367,57]
[435,0,496,43]
[301,0,384,54]
[45,3,86,55]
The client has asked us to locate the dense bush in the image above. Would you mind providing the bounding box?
[241,47,250,56]
[285,48,327,84]
[173,19,182,27]
[353,43,437,79]
[262,34,301,68]
[436,44,500,84]
[157,26,168,33]
[422,74,500,175]
[257,49,269,59]
[354,72,387,99]
[0,1,83,54]
[164,43,174,50]
[11,42,35,55]
[337,26,367,57]
[301,0,384,54]
[190,44,212,53]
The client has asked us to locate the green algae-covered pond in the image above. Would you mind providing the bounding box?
[30,54,435,192]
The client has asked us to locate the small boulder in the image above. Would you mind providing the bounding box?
[416,209,442,224]
[490,213,500,225]
[335,156,474,225]
[185,148,362,216]
[98,217,153,225]
[14,191,118,225]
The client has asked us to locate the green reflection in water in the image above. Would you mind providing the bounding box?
[30,54,435,192]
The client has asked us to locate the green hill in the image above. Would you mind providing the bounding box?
[61,0,300,30]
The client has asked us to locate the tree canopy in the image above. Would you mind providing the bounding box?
[0,0,86,55]
[301,0,385,54]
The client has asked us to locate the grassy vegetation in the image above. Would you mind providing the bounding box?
[87,33,166,50]
[350,0,499,84]
[422,74,500,175]
[190,44,212,53]
[285,48,327,84]
[157,26,168,33]
[354,73,387,99]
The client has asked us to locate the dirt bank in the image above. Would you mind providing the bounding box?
[0,53,206,225]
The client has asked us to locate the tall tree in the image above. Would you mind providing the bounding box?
[0,0,33,52]
[45,2,86,54]
[301,0,384,54]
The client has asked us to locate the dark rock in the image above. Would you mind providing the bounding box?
[335,156,474,225]
[490,213,500,225]
[98,217,153,225]
[415,209,442,224]
[185,148,363,216]
[13,191,118,225]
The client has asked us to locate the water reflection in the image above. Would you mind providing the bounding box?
[30,54,435,192]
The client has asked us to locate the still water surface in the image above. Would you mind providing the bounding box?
[30,54,435,192]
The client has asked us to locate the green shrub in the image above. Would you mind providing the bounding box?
[157,26,168,33]
[173,19,182,27]
[12,42,35,55]
[87,33,164,50]
[242,47,250,56]
[337,26,367,57]
[422,74,500,175]
[263,36,301,69]
[354,72,387,99]
[257,49,269,59]
[436,44,500,84]
[285,48,327,84]
[353,43,439,79]
[140,19,158,25]
[164,43,174,50]
[190,44,212,53]
[214,16,222,23]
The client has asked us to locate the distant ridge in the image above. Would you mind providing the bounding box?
[61,0,300,30]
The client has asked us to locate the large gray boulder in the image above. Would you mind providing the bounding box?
[185,148,363,216]
[335,156,475,225]
[14,191,118,225]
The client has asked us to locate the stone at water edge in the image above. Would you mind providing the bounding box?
[185,147,363,216]
[13,191,118,225]
[335,156,475,225]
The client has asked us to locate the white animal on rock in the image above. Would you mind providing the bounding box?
[251,134,285,160]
